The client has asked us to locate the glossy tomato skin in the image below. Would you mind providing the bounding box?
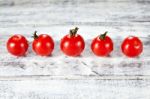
[32,34,54,56]
[91,36,113,56]
[7,35,28,56]
[60,34,85,57]
[121,36,143,57]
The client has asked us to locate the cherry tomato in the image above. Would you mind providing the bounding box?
[7,34,28,56]
[121,36,143,57]
[91,32,113,56]
[32,31,54,56]
[60,27,85,57]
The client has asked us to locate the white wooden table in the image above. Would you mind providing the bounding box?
[0,0,150,99]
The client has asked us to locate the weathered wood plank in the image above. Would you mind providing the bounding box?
[0,0,150,36]
[0,79,149,99]
[0,0,150,98]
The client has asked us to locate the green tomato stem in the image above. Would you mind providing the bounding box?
[70,27,79,37]
[32,31,38,39]
[99,31,108,40]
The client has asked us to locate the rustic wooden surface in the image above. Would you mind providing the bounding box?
[0,0,150,99]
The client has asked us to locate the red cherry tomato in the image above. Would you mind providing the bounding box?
[91,32,113,56]
[32,31,54,56]
[121,36,143,57]
[7,34,28,56]
[60,27,85,57]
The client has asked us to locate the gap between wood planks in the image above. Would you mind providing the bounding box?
[0,75,150,81]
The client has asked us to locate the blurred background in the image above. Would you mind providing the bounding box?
[0,0,150,39]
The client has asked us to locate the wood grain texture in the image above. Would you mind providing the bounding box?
[0,0,150,98]
[0,0,150,37]
[0,79,150,99]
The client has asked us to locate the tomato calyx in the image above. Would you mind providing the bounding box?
[99,31,108,40]
[32,31,39,39]
[69,27,79,37]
